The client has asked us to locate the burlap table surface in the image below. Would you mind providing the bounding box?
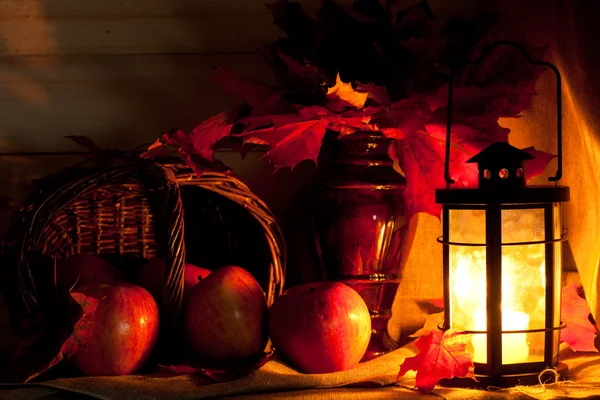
[1,346,599,400]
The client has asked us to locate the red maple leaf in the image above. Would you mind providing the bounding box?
[11,291,101,382]
[372,98,431,140]
[560,282,599,352]
[398,329,476,393]
[233,105,377,171]
[326,73,369,111]
[142,110,233,176]
[157,2,553,220]
[357,82,390,106]
[241,119,330,171]
[60,292,101,357]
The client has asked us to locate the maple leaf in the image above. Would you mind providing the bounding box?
[398,329,476,393]
[357,82,390,106]
[60,292,100,357]
[142,111,234,177]
[233,105,379,171]
[25,292,99,382]
[142,138,172,159]
[189,110,234,162]
[188,0,553,221]
[9,291,100,382]
[372,98,431,140]
[560,282,599,352]
[326,73,369,111]
[241,119,330,171]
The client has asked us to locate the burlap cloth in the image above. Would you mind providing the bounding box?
[0,345,598,400]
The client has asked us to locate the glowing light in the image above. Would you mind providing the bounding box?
[450,209,546,364]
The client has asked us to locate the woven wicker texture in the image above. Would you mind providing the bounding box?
[0,160,286,334]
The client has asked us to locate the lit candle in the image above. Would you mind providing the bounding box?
[501,310,530,364]
[470,309,530,364]
[453,249,536,365]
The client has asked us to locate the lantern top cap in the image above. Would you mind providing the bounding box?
[466,142,535,164]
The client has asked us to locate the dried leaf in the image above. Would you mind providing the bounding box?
[60,292,100,357]
[189,111,234,162]
[398,329,476,393]
[142,111,233,176]
[241,119,330,171]
[10,291,100,382]
[561,282,599,352]
[141,138,171,159]
[326,73,368,110]
[199,0,551,220]
[372,98,431,139]
[356,82,390,106]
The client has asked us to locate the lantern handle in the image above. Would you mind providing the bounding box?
[444,40,563,186]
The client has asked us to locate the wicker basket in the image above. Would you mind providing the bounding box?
[0,159,286,334]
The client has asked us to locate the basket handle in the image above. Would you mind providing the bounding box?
[138,162,186,327]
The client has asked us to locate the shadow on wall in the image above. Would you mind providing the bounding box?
[0,1,295,226]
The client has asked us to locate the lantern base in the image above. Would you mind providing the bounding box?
[439,362,568,389]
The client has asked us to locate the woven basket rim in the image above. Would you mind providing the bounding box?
[1,160,286,330]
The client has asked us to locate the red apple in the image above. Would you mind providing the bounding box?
[135,258,210,302]
[268,281,371,374]
[71,282,160,376]
[56,254,125,291]
[184,265,267,363]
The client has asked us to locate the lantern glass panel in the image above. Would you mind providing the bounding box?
[553,203,562,359]
[500,208,545,364]
[449,209,487,363]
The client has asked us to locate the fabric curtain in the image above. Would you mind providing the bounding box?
[497,0,600,323]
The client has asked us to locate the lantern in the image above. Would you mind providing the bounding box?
[435,42,570,387]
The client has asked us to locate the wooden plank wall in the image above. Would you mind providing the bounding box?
[0,0,566,364]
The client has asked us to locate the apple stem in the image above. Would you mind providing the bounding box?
[309,287,316,293]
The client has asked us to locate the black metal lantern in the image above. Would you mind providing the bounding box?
[436,42,570,387]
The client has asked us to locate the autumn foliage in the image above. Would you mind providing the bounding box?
[560,282,600,352]
[403,286,599,392]
[145,0,555,218]
[9,291,100,382]
[398,329,475,393]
